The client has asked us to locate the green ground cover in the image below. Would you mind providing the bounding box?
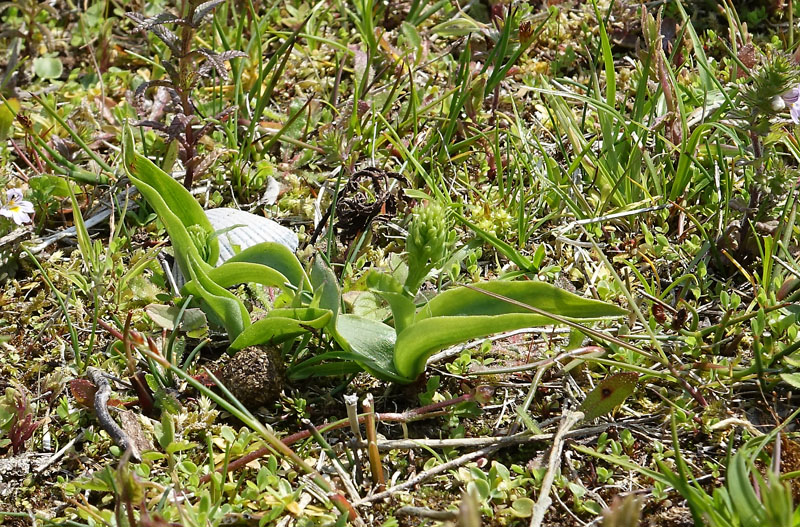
[2,0,800,525]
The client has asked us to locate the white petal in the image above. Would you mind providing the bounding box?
[5,189,22,202]
[10,210,30,225]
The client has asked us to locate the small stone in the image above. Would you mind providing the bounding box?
[214,346,285,409]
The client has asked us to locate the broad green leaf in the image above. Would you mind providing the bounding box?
[226,242,308,291]
[780,373,800,390]
[265,308,332,328]
[579,372,638,420]
[416,281,626,320]
[203,262,292,291]
[126,168,243,337]
[365,270,404,293]
[366,271,415,331]
[334,314,405,382]
[229,314,328,351]
[33,57,63,79]
[395,313,582,381]
[145,304,207,332]
[376,291,416,333]
[184,251,249,341]
[394,281,625,381]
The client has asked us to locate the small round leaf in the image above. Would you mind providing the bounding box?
[511,498,534,517]
[33,57,63,79]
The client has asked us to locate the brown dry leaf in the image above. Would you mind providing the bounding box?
[118,409,154,455]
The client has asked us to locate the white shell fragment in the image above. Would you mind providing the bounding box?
[205,208,298,265]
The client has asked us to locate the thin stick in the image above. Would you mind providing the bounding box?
[366,423,609,451]
[36,429,86,473]
[302,419,362,502]
[529,409,584,527]
[198,392,479,484]
[395,507,457,521]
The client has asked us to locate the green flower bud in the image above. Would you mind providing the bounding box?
[404,202,450,295]
[187,224,211,263]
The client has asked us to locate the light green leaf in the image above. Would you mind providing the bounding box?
[394,281,625,381]
[728,451,766,527]
[122,124,218,269]
[203,262,292,291]
[33,57,63,79]
[395,313,569,381]
[311,256,340,329]
[145,304,207,332]
[780,373,800,390]
[511,498,534,518]
[367,271,415,331]
[183,251,249,341]
[0,98,19,140]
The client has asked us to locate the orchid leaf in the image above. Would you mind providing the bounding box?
[391,281,625,381]
[183,252,249,341]
[334,314,405,382]
[377,291,416,333]
[367,271,415,332]
[229,308,331,351]
[579,372,638,420]
[416,280,626,320]
[226,242,309,291]
[122,123,218,269]
[395,313,575,380]
[265,308,332,327]
[203,262,292,292]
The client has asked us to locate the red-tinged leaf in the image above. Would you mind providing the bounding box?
[579,373,639,421]
[70,379,97,408]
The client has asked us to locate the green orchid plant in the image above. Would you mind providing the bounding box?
[122,124,626,383]
[291,202,627,382]
[122,124,330,355]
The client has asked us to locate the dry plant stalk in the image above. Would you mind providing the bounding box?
[363,393,385,490]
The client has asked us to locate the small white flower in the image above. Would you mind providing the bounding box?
[0,189,34,225]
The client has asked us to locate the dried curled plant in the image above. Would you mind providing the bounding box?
[126,0,246,188]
